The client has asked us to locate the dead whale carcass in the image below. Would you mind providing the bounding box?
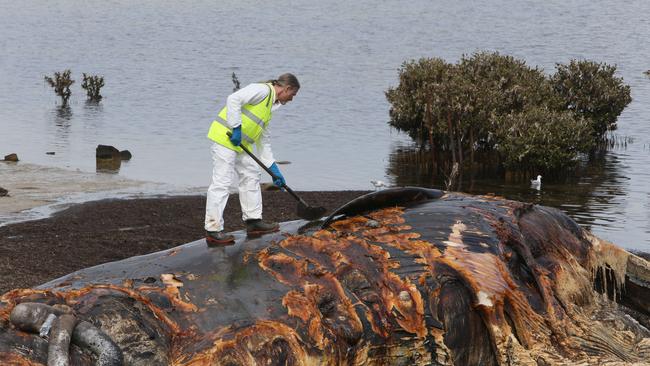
[1,188,649,365]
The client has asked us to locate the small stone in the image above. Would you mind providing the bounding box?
[46,152,55,155]
[0,187,8,197]
[4,153,18,162]
[120,150,132,160]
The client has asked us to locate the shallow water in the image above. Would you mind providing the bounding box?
[1,0,649,251]
[0,162,205,226]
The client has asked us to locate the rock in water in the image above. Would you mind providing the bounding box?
[3,153,18,162]
[96,145,127,172]
[0,188,648,365]
[119,150,132,160]
[95,145,120,160]
[0,187,7,197]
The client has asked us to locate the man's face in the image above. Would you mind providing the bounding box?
[277,86,298,105]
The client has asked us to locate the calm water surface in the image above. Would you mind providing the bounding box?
[1,0,649,251]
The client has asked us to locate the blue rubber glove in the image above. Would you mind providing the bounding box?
[229,126,242,146]
[269,163,286,187]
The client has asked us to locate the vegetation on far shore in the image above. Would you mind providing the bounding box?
[385,52,632,177]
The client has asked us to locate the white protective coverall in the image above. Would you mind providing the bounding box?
[204,83,280,232]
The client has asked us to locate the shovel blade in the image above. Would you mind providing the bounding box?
[297,202,326,221]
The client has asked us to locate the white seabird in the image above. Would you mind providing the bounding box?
[530,175,542,190]
[370,180,388,190]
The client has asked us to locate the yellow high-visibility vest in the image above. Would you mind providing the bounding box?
[207,83,275,152]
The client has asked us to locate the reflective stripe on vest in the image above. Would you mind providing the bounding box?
[206,83,275,152]
[214,115,256,144]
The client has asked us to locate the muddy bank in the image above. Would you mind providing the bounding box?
[0,191,368,294]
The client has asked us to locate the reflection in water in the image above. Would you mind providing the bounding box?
[387,145,632,245]
[54,105,73,123]
[387,146,439,188]
[84,100,103,113]
[96,157,121,173]
[48,106,73,150]
[83,100,105,131]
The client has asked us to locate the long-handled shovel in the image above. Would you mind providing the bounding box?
[227,133,326,220]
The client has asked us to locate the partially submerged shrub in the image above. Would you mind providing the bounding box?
[454,52,557,153]
[386,52,631,175]
[386,57,453,144]
[44,70,74,106]
[494,108,593,172]
[81,73,104,101]
[386,52,558,171]
[551,60,632,139]
[457,52,553,117]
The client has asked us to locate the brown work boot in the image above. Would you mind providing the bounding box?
[245,219,279,236]
[205,231,235,246]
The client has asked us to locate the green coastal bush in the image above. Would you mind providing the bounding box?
[385,57,450,143]
[494,108,593,171]
[551,60,632,139]
[385,52,631,174]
